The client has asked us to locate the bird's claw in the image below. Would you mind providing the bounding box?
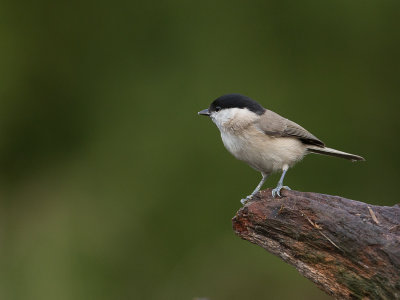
[272,185,291,198]
[240,195,253,205]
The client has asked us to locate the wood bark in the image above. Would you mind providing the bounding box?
[232,189,400,299]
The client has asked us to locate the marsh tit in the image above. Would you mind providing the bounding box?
[198,94,365,204]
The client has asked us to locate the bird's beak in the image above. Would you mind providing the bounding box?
[198,109,210,116]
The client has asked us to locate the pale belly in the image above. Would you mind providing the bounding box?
[220,130,307,173]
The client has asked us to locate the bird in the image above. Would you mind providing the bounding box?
[198,93,365,204]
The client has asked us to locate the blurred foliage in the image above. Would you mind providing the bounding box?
[0,0,399,299]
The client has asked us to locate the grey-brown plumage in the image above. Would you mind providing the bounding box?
[256,109,364,161]
[256,109,324,147]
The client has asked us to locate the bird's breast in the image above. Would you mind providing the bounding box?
[220,128,306,173]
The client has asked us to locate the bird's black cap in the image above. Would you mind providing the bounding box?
[209,94,265,115]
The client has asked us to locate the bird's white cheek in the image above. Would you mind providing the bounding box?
[211,110,237,131]
[210,113,224,130]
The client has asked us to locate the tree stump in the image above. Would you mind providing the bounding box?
[232,189,400,299]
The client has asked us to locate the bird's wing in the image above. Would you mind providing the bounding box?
[255,109,325,147]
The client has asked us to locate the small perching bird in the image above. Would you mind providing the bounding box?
[198,94,365,204]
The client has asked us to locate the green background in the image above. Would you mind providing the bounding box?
[1,0,399,299]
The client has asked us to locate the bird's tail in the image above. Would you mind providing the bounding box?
[307,146,365,162]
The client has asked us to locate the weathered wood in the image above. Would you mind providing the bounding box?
[232,189,400,299]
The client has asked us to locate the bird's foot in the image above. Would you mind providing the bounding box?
[240,195,253,205]
[272,185,291,198]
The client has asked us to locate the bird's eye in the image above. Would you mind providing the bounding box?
[215,106,221,112]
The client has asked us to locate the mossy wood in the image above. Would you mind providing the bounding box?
[232,189,400,299]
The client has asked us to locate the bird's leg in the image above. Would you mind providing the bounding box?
[272,165,291,198]
[241,173,269,205]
